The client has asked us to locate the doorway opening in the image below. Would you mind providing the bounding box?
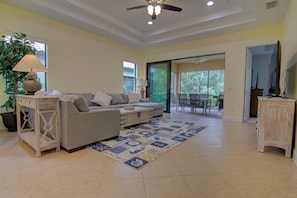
[244,43,276,122]
[147,53,225,118]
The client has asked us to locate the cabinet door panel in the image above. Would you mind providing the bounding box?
[257,97,295,157]
[264,102,291,145]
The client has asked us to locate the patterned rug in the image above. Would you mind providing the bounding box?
[89,118,207,169]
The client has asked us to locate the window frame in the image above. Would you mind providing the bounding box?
[123,61,137,93]
[33,39,48,91]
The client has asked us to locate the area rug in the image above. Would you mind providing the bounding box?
[89,118,207,169]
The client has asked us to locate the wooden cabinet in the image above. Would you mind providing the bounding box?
[257,97,295,157]
[16,95,60,157]
[250,88,263,117]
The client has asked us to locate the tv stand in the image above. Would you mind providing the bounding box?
[257,96,295,157]
[266,94,285,99]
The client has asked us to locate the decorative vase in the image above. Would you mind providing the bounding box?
[22,72,42,95]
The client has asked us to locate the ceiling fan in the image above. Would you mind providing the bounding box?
[127,0,182,20]
[191,58,208,64]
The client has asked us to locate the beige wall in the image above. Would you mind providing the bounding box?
[0,2,140,128]
[281,0,297,164]
[0,3,140,94]
[0,2,289,129]
[141,25,282,121]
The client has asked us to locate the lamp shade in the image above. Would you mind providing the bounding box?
[13,54,47,72]
[136,79,147,87]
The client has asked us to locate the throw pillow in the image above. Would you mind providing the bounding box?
[60,95,89,112]
[63,93,97,106]
[121,93,129,104]
[128,91,141,104]
[109,94,125,105]
[92,90,112,106]
[73,96,90,112]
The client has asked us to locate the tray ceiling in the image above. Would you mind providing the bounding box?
[2,0,290,49]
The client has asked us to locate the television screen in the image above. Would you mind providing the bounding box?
[269,40,281,96]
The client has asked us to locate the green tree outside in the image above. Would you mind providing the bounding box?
[180,70,224,107]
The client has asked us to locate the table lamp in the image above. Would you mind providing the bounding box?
[136,79,148,98]
[13,54,48,95]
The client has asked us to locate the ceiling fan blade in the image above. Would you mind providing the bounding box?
[127,5,147,10]
[161,4,182,12]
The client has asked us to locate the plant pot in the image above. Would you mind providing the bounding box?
[0,112,17,132]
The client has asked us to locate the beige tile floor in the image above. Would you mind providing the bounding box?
[1,111,297,198]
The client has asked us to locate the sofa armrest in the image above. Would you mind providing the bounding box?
[60,100,120,151]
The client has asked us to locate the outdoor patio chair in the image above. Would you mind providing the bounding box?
[177,93,189,111]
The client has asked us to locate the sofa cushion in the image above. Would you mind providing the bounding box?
[109,94,125,105]
[92,91,112,106]
[121,94,129,104]
[128,91,141,104]
[61,95,89,112]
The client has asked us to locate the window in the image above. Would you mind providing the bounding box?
[123,61,136,93]
[34,41,47,91]
[4,35,48,91]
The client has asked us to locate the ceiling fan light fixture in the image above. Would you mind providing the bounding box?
[155,5,161,15]
[128,0,182,20]
[147,4,161,17]
[207,1,214,6]
[147,5,154,15]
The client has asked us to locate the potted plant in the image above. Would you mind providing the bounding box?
[0,32,35,132]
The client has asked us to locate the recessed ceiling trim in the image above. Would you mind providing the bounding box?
[28,0,145,44]
[65,0,144,36]
[1,0,289,49]
[143,15,256,46]
[144,5,243,37]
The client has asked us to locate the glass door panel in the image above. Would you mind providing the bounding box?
[147,61,171,113]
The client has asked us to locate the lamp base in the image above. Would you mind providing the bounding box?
[22,72,42,95]
[140,87,145,98]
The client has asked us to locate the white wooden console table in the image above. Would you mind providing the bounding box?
[16,95,60,157]
[257,96,295,157]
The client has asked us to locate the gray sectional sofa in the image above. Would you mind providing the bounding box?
[59,92,163,152]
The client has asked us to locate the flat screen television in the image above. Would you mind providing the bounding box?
[269,40,281,96]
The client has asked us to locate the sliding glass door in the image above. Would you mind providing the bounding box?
[147,61,171,113]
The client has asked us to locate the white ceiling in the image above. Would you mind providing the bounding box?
[2,0,289,49]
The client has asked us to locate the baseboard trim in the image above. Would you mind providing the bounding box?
[293,149,297,166]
